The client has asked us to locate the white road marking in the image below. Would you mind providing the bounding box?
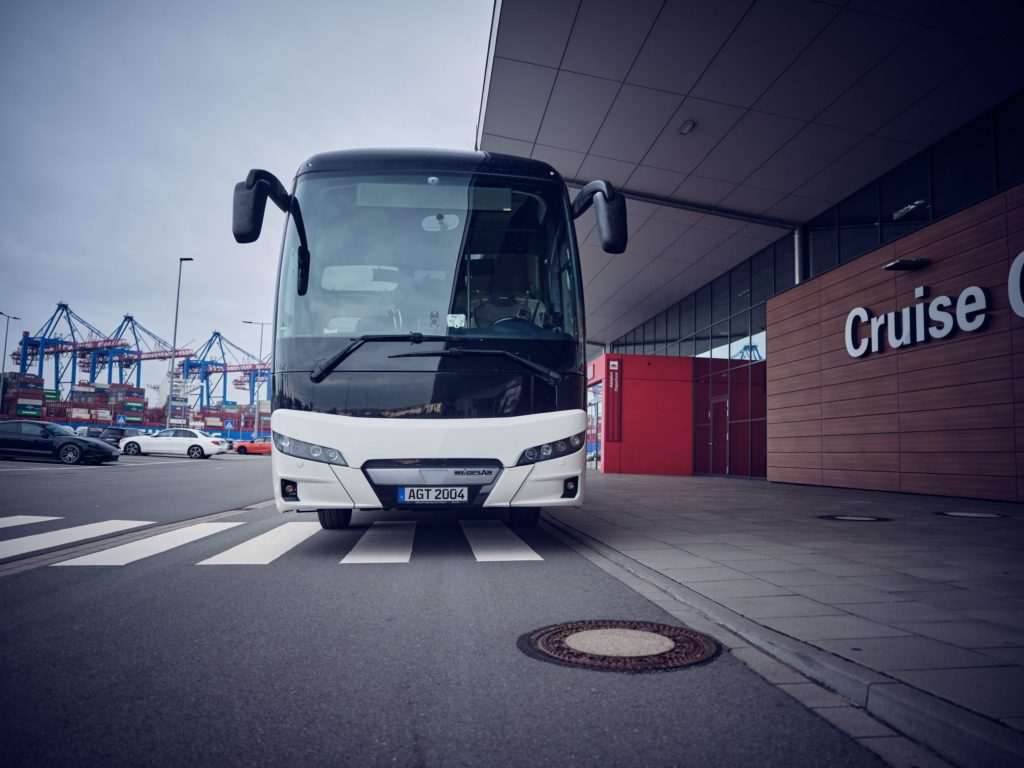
[54,522,244,566]
[0,515,62,529]
[459,520,543,562]
[341,521,416,564]
[0,520,154,559]
[198,522,321,565]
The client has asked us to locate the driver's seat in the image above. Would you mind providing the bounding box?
[473,253,532,326]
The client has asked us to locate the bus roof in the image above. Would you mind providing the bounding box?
[296,148,563,183]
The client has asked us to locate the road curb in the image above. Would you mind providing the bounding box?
[543,513,1024,768]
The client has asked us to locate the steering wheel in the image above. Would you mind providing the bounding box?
[492,316,534,327]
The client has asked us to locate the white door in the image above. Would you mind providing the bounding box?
[174,429,199,455]
[149,429,177,455]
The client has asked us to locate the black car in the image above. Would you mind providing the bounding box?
[78,426,142,448]
[0,420,120,465]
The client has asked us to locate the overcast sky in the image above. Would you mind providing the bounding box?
[0,0,492,399]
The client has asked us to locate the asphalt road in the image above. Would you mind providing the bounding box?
[0,460,888,767]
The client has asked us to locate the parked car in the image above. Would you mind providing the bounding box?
[92,426,142,448]
[0,420,120,465]
[234,436,271,455]
[120,428,226,459]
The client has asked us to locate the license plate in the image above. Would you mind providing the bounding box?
[399,486,468,503]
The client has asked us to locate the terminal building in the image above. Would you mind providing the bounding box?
[477,0,1024,502]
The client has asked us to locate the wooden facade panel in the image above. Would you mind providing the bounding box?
[771,322,821,351]
[767,279,820,314]
[770,306,822,339]
[767,369,821,397]
[818,244,895,290]
[766,337,821,368]
[821,469,900,493]
[898,378,1014,413]
[820,282,897,324]
[897,331,1011,375]
[822,452,899,472]
[821,394,899,420]
[894,196,1005,258]
[1008,203,1024,235]
[767,466,823,486]
[821,414,899,436]
[821,375,898,404]
[899,428,1016,453]
[899,404,1015,432]
[898,356,1014,394]
[819,263,893,309]
[768,290,824,325]
[769,387,822,409]
[822,433,899,453]
[899,473,1018,501]
[767,452,823,470]
[767,402,822,423]
[820,353,897,386]
[894,237,1008,301]
[766,355,821,381]
[1006,186,1024,211]
[768,436,823,453]
[767,420,822,439]
[900,452,1016,477]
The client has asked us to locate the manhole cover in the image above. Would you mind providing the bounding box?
[818,515,892,522]
[519,619,719,673]
[937,511,1006,519]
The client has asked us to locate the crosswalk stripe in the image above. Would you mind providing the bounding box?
[459,520,543,562]
[0,515,62,529]
[0,520,154,560]
[341,521,416,564]
[54,522,244,566]
[197,522,321,565]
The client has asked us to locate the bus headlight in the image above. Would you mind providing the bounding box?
[272,431,348,466]
[516,432,585,466]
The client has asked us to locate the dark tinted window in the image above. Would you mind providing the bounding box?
[750,248,773,305]
[695,285,712,330]
[881,152,930,243]
[664,304,679,346]
[838,182,879,263]
[679,295,695,338]
[174,430,194,438]
[932,113,994,217]
[730,260,750,314]
[19,423,46,436]
[996,92,1024,188]
[808,208,837,277]
[774,239,795,291]
[712,274,730,323]
[0,422,20,433]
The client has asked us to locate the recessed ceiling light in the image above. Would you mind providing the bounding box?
[678,120,696,135]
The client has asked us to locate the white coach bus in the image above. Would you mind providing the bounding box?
[232,149,626,529]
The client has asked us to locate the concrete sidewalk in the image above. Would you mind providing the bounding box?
[545,473,1024,768]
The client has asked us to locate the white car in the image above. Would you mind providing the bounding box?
[120,428,227,459]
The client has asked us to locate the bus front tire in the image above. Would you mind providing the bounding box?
[318,508,352,529]
[507,507,540,528]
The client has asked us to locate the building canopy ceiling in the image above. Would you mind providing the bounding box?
[477,0,1024,344]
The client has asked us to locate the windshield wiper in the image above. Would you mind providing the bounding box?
[310,333,447,383]
[388,347,562,386]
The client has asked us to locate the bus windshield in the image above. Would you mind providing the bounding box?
[275,172,582,372]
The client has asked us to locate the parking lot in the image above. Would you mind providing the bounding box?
[0,452,274,527]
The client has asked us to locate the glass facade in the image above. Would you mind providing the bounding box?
[609,89,1024,479]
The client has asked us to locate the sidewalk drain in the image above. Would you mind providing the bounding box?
[818,514,892,522]
[519,620,719,673]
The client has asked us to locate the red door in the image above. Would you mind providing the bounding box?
[711,398,728,475]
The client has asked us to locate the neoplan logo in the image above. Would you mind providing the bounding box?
[844,250,1024,358]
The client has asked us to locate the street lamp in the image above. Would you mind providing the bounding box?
[0,311,21,418]
[167,258,194,429]
[243,319,271,438]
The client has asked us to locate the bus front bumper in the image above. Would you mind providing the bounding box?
[269,409,587,513]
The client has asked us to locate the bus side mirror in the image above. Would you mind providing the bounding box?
[571,180,628,254]
[233,169,290,244]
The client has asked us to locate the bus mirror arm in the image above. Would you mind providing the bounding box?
[232,169,290,244]
[570,180,628,255]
